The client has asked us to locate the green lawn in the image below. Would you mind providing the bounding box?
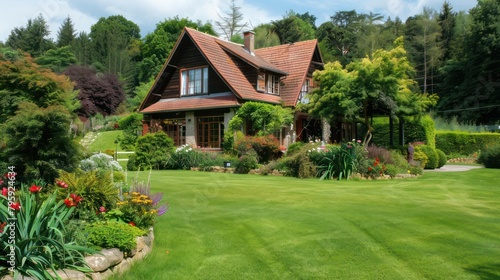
[113,169,500,280]
[87,130,123,153]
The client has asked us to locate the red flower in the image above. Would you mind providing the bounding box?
[1,187,7,197]
[56,181,68,189]
[70,193,83,204]
[64,198,77,208]
[0,179,4,185]
[29,185,42,193]
[0,222,6,233]
[128,221,136,227]
[375,158,380,162]
[10,202,21,211]
[5,173,16,180]
[64,194,83,208]
[114,123,119,129]
[99,206,106,213]
[368,167,373,171]
[373,162,378,167]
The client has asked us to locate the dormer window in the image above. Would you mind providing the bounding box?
[256,71,279,95]
[181,67,208,95]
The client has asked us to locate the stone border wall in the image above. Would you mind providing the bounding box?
[1,228,154,280]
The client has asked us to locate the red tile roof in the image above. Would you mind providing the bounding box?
[140,28,322,114]
[255,40,320,106]
[185,28,283,105]
[141,94,241,113]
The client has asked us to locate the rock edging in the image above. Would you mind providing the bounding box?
[86,227,155,280]
[0,228,154,280]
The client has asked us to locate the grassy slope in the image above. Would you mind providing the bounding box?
[113,169,500,280]
[87,130,123,153]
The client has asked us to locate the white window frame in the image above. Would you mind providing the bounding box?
[181,67,208,96]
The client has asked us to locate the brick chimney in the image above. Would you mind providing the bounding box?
[243,31,255,55]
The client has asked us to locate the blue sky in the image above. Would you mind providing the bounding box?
[0,0,477,42]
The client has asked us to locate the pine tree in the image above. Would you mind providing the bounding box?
[438,1,456,61]
[57,16,77,47]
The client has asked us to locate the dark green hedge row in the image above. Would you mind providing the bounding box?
[369,115,435,148]
[435,131,500,155]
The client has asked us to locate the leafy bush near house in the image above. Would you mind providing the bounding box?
[477,144,500,168]
[128,131,175,170]
[415,145,439,169]
[435,131,500,156]
[167,145,202,170]
[85,221,146,252]
[286,142,305,156]
[234,135,281,163]
[436,149,447,168]
[317,143,359,180]
[0,186,95,279]
[118,113,144,150]
[413,150,428,168]
[234,152,258,174]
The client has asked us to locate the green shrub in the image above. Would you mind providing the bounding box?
[80,153,123,173]
[234,135,280,163]
[286,142,304,156]
[57,170,119,220]
[129,131,175,170]
[167,145,203,170]
[413,150,428,168]
[384,164,399,178]
[85,221,146,252]
[390,150,409,171]
[409,164,423,175]
[435,131,500,156]
[118,113,143,130]
[436,149,447,168]
[478,144,500,168]
[0,188,96,279]
[369,115,435,148]
[317,143,360,180]
[415,145,438,169]
[234,152,258,174]
[282,152,316,178]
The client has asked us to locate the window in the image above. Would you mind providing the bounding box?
[197,116,224,149]
[299,79,310,104]
[163,118,186,146]
[256,71,279,95]
[181,67,208,95]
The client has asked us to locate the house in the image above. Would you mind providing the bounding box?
[139,27,327,149]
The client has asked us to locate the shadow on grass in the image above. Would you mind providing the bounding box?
[465,263,500,280]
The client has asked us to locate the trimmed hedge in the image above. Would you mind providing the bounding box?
[369,115,435,148]
[478,144,500,168]
[415,145,438,169]
[436,149,447,168]
[435,131,500,155]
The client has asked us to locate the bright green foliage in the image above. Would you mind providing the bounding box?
[436,149,447,168]
[307,38,437,144]
[0,189,95,279]
[35,46,77,73]
[1,102,81,184]
[413,150,429,168]
[85,221,146,252]
[129,131,175,170]
[478,144,500,168]
[129,79,154,111]
[415,145,438,169]
[228,102,293,135]
[435,131,500,156]
[57,170,119,220]
[118,113,144,150]
[317,143,359,180]
[254,24,281,48]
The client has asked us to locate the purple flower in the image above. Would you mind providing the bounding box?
[157,204,169,216]
[150,192,164,206]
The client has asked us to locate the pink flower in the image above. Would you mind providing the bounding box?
[99,206,106,213]
[1,187,7,197]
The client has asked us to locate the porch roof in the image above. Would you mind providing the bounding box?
[141,94,241,114]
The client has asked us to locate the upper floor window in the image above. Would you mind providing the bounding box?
[299,79,311,104]
[256,71,279,95]
[181,67,208,95]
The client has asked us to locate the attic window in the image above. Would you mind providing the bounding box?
[256,71,279,95]
[181,67,208,95]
